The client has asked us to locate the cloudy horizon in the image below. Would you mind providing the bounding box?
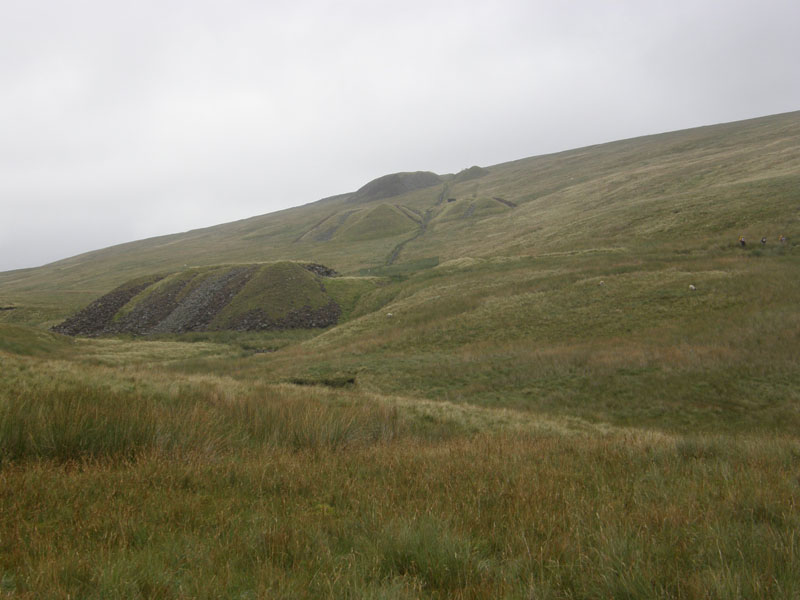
[2,0,799,272]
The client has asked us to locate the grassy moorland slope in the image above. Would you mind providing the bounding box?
[2,111,798,326]
[2,111,800,598]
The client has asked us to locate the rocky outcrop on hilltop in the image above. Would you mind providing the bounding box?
[351,171,442,204]
[302,263,339,277]
[451,165,489,183]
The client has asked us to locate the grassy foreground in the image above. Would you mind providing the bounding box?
[3,243,799,598]
[2,333,800,599]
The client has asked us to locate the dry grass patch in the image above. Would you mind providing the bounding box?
[2,430,799,598]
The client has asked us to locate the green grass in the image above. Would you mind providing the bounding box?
[357,256,440,279]
[2,111,800,597]
[0,324,75,357]
[4,111,797,326]
[0,351,416,464]
[2,357,799,598]
[5,247,800,596]
[323,276,382,320]
[210,262,329,326]
[334,203,420,242]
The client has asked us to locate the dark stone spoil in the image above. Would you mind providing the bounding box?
[231,300,341,331]
[52,276,165,336]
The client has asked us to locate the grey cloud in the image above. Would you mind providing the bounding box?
[2,0,799,271]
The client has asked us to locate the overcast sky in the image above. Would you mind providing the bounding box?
[2,0,799,272]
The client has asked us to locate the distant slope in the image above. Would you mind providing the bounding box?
[2,110,799,326]
[52,262,351,336]
[334,204,420,242]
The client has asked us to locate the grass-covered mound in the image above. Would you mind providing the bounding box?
[434,196,512,223]
[51,262,366,336]
[334,203,420,242]
[0,324,75,357]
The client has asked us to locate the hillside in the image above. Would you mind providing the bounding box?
[2,111,798,328]
[3,111,800,597]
